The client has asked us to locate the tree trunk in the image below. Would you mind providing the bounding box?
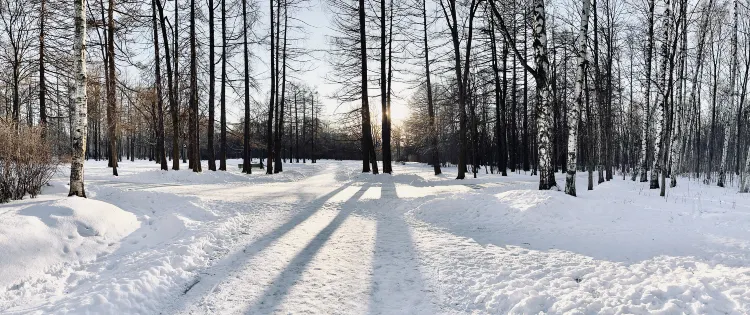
[155,0,179,171]
[219,0,227,170]
[565,0,590,196]
[489,12,504,177]
[69,0,88,197]
[718,0,738,187]
[274,1,288,173]
[637,0,655,182]
[152,0,168,171]
[242,0,252,174]
[207,0,216,171]
[381,0,392,174]
[39,0,47,129]
[189,0,201,172]
[360,0,378,173]
[106,0,118,176]
[650,0,671,191]
[266,0,276,174]
[423,0,440,175]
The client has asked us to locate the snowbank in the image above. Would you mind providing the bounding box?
[407,176,750,314]
[4,160,750,314]
[0,197,139,290]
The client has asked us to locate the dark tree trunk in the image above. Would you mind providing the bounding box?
[242,0,252,174]
[274,1,288,173]
[39,0,47,128]
[424,0,440,175]
[380,0,393,174]
[107,0,118,176]
[152,0,168,171]
[360,0,378,173]
[219,0,227,170]
[207,0,216,171]
[155,0,179,170]
[266,0,276,174]
[190,0,201,172]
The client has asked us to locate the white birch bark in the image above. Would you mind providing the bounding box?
[650,0,671,190]
[532,0,556,190]
[669,0,687,188]
[637,0,655,182]
[68,0,87,197]
[565,0,590,196]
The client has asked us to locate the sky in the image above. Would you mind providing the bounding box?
[119,0,413,128]
[247,0,414,125]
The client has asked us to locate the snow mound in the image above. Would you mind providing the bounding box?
[0,197,139,290]
[408,181,750,313]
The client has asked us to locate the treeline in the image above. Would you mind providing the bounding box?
[2,0,749,199]
[336,0,750,196]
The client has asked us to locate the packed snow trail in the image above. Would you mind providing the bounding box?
[3,160,750,314]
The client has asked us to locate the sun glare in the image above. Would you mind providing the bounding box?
[390,103,411,123]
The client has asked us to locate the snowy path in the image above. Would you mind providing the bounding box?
[169,172,455,315]
[3,160,750,314]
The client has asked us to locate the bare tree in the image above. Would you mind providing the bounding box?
[565,0,590,196]
[69,0,87,197]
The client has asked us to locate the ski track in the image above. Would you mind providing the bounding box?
[2,160,750,314]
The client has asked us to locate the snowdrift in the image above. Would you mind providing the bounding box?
[408,179,750,314]
[0,197,139,290]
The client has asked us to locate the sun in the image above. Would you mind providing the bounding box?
[389,103,411,123]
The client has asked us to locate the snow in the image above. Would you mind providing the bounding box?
[0,195,139,293]
[1,160,750,314]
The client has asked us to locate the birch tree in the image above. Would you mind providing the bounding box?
[565,0,590,196]
[650,0,671,192]
[636,0,655,182]
[69,0,87,197]
[491,0,556,189]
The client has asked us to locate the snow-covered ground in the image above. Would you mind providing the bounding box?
[2,159,750,314]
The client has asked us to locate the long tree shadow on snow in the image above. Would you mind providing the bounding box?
[241,183,371,314]
[409,179,750,265]
[167,181,358,313]
[366,179,436,315]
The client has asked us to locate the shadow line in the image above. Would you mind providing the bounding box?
[368,180,435,315]
[167,181,356,313]
[242,183,372,314]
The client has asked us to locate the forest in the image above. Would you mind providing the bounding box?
[2,0,750,312]
[0,0,745,200]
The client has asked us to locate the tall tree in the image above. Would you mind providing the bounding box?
[669,0,688,187]
[207,0,217,171]
[69,0,88,197]
[491,0,556,189]
[650,0,672,191]
[106,0,118,176]
[360,0,378,173]
[155,0,179,170]
[39,0,47,129]
[439,0,479,180]
[189,0,201,172]
[718,0,738,187]
[381,0,392,174]
[565,0,590,196]
[243,0,252,174]
[174,0,182,169]
[422,0,440,175]
[636,0,655,182]
[266,0,276,174]
[274,0,288,173]
[219,0,228,171]
[152,0,168,171]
